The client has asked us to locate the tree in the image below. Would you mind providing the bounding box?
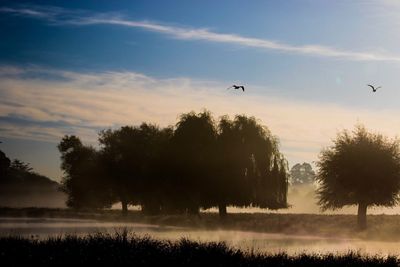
[98,127,136,215]
[231,115,288,210]
[290,162,315,185]
[170,111,217,215]
[213,115,288,216]
[0,150,10,180]
[316,125,400,229]
[58,135,112,209]
[56,111,289,216]
[10,159,33,173]
[98,123,172,215]
[138,125,173,214]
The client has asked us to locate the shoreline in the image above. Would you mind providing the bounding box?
[1,207,400,241]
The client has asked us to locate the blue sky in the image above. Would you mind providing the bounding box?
[2,0,400,181]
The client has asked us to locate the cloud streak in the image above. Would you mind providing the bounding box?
[2,66,400,167]
[2,5,400,61]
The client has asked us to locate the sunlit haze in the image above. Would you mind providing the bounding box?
[2,1,400,182]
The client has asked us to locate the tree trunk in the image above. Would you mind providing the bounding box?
[142,200,161,215]
[121,199,128,216]
[218,204,227,218]
[357,202,367,230]
[188,205,199,215]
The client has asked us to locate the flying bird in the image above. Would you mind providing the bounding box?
[367,84,381,92]
[227,84,245,92]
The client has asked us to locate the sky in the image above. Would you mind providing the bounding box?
[2,0,400,181]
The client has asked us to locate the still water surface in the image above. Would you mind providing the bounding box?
[1,217,399,255]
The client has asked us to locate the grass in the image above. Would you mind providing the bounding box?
[0,232,398,266]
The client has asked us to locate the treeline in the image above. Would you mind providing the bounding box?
[0,153,58,190]
[58,111,289,216]
[0,152,63,207]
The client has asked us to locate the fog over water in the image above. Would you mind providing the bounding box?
[4,184,400,215]
[3,185,400,256]
[203,185,400,215]
[1,217,400,256]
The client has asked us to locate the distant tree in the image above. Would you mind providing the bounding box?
[0,150,11,180]
[290,162,315,185]
[7,159,35,183]
[10,159,33,173]
[58,135,112,209]
[316,125,400,229]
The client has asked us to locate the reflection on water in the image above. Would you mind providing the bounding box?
[1,217,400,255]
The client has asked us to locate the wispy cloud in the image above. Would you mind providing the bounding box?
[0,7,53,18]
[2,5,400,61]
[1,66,400,166]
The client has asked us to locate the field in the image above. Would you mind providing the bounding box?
[0,233,398,266]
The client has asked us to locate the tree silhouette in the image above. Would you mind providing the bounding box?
[99,123,172,215]
[57,111,289,215]
[140,125,173,214]
[214,115,288,216]
[0,150,10,180]
[170,111,217,215]
[99,127,138,215]
[232,115,288,210]
[290,162,315,185]
[10,159,33,173]
[316,125,400,229]
[58,136,112,209]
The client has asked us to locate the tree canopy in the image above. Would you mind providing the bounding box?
[316,125,400,229]
[58,111,289,216]
[58,135,112,209]
[0,150,11,180]
[290,162,315,185]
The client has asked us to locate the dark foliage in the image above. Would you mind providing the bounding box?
[290,162,315,185]
[58,110,289,216]
[316,125,400,229]
[0,152,60,196]
[58,136,113,209]
[98,123,173,214]
[0,234,397,266]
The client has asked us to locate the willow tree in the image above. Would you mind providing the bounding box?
[233,115,288,210]
[170,111,217,215]
[316,125,400,229]
[215,115,288,216]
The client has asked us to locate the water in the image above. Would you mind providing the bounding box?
[1,217,400,255]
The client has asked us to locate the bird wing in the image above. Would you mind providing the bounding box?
[375,86,381,90]
[367,84,375,90]
[241,86,245,91]
[226,85,233,90]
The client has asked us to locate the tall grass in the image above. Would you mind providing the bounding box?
[0,232,398,266]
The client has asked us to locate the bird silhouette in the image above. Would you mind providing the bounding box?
[367,84,381,92]
[227,84,245,92]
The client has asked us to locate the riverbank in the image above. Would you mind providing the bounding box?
[1,207,400,241]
